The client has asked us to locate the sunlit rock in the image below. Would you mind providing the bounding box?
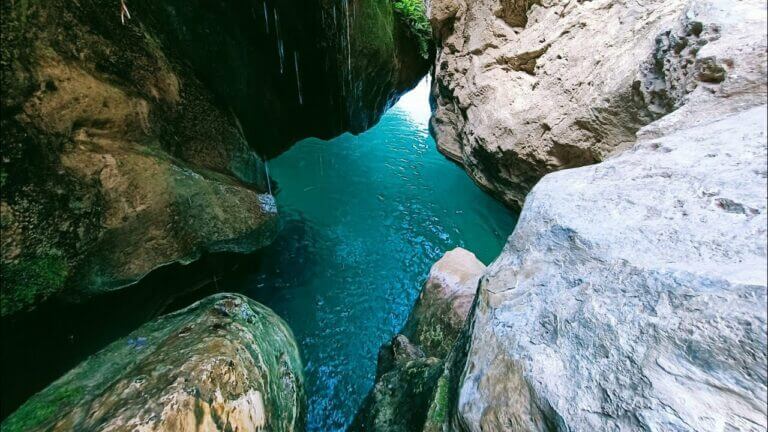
[428,0,767,209]
[454,103,768,431]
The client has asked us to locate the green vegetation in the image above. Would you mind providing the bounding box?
[427,374,449,424]
[391,0,432,58]
[0,385,83,432]
[1,254,69,317]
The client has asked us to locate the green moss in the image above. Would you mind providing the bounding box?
[427,374,449,424]
[1,254,69,316]
[14,0,32,27]
[0,385,83,432]
[391,0,432,58]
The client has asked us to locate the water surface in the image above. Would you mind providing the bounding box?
[225,79,517,431]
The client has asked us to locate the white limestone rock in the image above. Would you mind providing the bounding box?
[458,103,768,431]
[428,0,767,209]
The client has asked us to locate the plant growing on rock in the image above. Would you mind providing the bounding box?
[391,0,432,59]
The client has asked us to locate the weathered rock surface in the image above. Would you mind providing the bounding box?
[0,0,277,316]
[402,247,486,358]
[350,248,485,431]
[372,2,768,429]
[0,0,430,316]
[452,102,768,430]
[428,0,767,209]
[1,293,305,432]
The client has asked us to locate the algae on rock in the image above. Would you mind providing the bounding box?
[1,293,305,432]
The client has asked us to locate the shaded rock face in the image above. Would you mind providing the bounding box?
[351,248,485,432]
[1,293,305,432]
[0,0,430,316]
[330,0,435,137]
[138,0,432,158]
[428,0,767,209]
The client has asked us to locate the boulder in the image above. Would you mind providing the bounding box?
[1,293,305,432]
[428,0,767,209]
[402,247,486,358]
[456,103,768,431]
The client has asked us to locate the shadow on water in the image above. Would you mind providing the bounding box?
[1,79,517,430]
[217,78,518,431]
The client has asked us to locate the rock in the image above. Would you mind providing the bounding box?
[428,0,768,209]
[352,334,445,432]
[351,248,485,431]
[454,102,767,431]
[402,247,486,358]
[0,0,278,316]
[342,0,434,135]
[0,0,430,316]
[419,1,768,428]
[0,293,305,432]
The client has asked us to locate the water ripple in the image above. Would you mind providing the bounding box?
[225,79,517,431]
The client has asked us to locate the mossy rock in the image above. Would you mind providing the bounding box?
[1,293,305,432]
[0,255,69,317]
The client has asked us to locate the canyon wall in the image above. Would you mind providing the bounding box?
[428,0,765,209]
[363,0,767,430]
[0,0,430,318]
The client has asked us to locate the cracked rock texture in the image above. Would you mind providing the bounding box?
[1,293,305,432]
[419,1,768,430]
[428,0,767,209]
[456,101,768,432]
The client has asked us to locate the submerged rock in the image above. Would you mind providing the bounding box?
[1,293,305,432]
[428,0,767,209]
[351,248,485,431]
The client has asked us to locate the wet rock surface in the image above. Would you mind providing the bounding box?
[428,0,767,209]
[1,293,305,432]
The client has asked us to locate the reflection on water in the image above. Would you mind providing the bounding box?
[224,79,517,431]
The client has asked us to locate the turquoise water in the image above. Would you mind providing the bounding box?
[226,79,516,431]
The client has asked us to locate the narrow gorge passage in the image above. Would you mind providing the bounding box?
[219,79,517,431]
